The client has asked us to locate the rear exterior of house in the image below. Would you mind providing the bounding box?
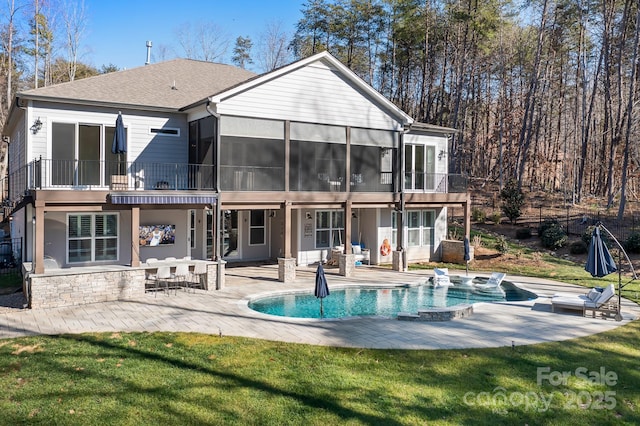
[1,52,470,308]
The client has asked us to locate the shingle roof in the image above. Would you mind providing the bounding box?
[18,58,257,110]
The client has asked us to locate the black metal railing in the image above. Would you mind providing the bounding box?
[404,172,468,193]
[1,160,468,204]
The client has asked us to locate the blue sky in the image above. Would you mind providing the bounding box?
[83,0,305,70]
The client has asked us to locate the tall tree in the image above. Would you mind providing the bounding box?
[175,21,229,62]
[231,36,253,69]
[61,0,86,81]
[256,21,290,72]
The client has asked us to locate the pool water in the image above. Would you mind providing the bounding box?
[248,279,537,319]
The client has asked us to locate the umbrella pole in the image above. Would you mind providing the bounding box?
[320,299,324,319]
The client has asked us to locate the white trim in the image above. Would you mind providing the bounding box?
[66,212,120,264]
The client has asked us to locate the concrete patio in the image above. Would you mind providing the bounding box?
[0,265,637,349]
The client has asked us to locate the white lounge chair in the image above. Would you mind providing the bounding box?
[551,284,617,318]
[433,268,451,287]
[474,272,506,295]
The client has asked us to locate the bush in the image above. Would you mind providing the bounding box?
[495,235,509,253]
[500,179,525,224]
[515,227,532,240]
[625,232,640,253]
[539,219,562,236]
[489,212,501,225]
[569,240,588,255]
[540,223,568,250]
[472,208,486,223]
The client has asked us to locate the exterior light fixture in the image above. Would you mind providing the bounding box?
[31,118,43,134]
[438,149,447,160]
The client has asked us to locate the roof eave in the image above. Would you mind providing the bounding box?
[17,93,182,113]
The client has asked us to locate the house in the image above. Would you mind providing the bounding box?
[1,51,470,308]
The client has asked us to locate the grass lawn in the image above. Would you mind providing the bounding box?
[0,229,638,425]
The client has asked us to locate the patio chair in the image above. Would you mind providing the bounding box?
[144,258,160,292]
[171,263,190,294]
[189,262,207,292]
[433,268,451,287]
[155,265,173,297]
[551,284,617,318]
[474,272,506,295]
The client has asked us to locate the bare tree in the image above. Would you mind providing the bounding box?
[256,20,291,72]
[174,21,229,62]
[61,0,86,81]
[151,42,173,64]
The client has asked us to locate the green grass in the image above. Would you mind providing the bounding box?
[0,228,638,424]
[0,327,638,425]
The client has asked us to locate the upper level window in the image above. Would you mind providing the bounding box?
[150,127,180,137]
[405,145,436,191]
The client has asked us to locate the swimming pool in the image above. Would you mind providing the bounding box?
[248,277,537,319]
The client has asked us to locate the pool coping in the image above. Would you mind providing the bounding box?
[0,266,638,349]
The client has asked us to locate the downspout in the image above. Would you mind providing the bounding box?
[205,100,223,289]
[399,122,413,272]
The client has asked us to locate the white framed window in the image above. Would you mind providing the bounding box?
[67,213,118,263]
[189,209,196,249]
[391,209,436,248]
[149,127,180,137]
[315,210,344,249]
[249,210,266,245]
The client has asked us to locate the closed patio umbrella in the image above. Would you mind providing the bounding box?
[585,226,617,278]
[112,112,126,174]
[463,236,471,276]
[315,263,330,318]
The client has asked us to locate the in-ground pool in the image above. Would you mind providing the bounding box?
[248,277,537,319]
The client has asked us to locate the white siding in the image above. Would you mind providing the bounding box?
[29,102,188,165]
[217,62,404,131]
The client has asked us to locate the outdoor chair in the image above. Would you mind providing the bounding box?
[474,272,506,295]
[189,262,207,292]
[433,268,451,287]
[155,266,173,297]
[551,284,617,318]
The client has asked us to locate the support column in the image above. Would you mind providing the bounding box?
[278,201,296,282]
[130,206,140,267]
[33,200,45,274]
[464,194,471,240]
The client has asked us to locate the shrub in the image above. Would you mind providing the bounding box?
[489,212,501,225]
[540,223,568,250]
[515,227,532,240]
[495,235,509,253]
[500,179,525,224]
[569,240,588,255]
[472,235,482,248]
[625,232,640,253]
[539,219,562,236]
[472,208,486,223]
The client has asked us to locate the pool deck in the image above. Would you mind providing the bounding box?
[0,265,638,349]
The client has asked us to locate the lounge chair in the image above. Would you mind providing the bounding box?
[474,272,506,294]
[433,268,451,287]
[551,284,618,318]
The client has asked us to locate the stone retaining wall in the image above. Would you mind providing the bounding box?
[397,304,474,321]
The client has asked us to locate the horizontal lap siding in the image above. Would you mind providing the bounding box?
[218,63,402,131]
[28,102,188,164]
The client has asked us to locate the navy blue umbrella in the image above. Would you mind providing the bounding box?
[585,226,617,278]
[315,263,330,318]
[463,236,471,275]
[112,112,126,173]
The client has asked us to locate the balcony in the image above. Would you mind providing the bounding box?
[404,172,468,193]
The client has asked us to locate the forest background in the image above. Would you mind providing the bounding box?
[1,0,639,220]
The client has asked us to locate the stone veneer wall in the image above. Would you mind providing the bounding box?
[29,269,146,309]
[441,240,474,264]
[28,262,224,309]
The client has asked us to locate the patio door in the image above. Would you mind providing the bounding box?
[223,210,240,260]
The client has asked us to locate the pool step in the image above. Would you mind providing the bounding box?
[397,304,474,321]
